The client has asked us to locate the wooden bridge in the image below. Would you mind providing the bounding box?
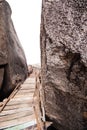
[0,70,49,130]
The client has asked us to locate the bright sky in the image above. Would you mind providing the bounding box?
[6,0,42,65]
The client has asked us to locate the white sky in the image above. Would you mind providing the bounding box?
[6,0,42,65]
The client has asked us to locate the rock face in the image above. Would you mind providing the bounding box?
[41,0,87,130]
[0,0,28,101]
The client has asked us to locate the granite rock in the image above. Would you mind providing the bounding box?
[41,0,87,129]
[0,0,28,101]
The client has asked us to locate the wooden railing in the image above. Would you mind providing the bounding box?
[33,72,47,130]
[0,82,22,112]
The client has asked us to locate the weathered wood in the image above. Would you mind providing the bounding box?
[6,99,33,106]
[33,74,46,130]
[4,103,32,111]
[0,110,33,122]
[0,114,35,129]
[15,94,33,97]
[20,84,35,88]
[0,107,33,116]
[20,87,35,90]
[0,77,36,129]
[17,90,34,94]
[13,94,34,99]
[0,82,21,112]
[5,121,37,130]
[24,79,35,84]
[33,105,41,130]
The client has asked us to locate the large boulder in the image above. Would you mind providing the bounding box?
[0,0,28,101]
[41,0,87,130]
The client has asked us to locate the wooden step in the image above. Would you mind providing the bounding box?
[0,114,35,129]
[17,90,34,94]
[24,79,35,84]
[6,99,33,106]
[4,103,32,111]
[14,94,34,99]
[21,83,35,87]
[0,110,33,122]
[10,96,33,101]
[0,107,33,116]
[20,87,35,90]
[5,121,37,130]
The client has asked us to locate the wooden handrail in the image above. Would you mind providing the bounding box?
[0,82,22,113]
[33,71,46,130]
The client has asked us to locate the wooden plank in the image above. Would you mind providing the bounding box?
[23,82,35,86]
[11,93,33,101]
[22,84,34,87]
[15,93,33,97]
[6,99,33,106]
[24,80,35,84]
[16,91,34,95]
[0,114,35,129]
[20,88,35,91]
[3,103,32,111]
[10,96,33,101]
[0,107,33,116]
[25,77,35,80]
[5,121,36,130]
[16,93,34,96]
[14,95,33,99]
[14,94,33,99]
[22,82,35,86]
[21,84,35,87]
[24,80,35,83]
[18,89,35,92]
[25,77,35,81]
[0,110,33,122]
[17,89,34,94]
[23,82,35,85]
[20,87,35,90]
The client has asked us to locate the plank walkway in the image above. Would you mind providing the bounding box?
[0,77,36,130]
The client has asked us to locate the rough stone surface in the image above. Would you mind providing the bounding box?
[0,0,28,101]
[41,0,87,130]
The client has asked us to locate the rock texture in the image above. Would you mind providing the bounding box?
[41,0,87,130]
[0,0,28,101]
